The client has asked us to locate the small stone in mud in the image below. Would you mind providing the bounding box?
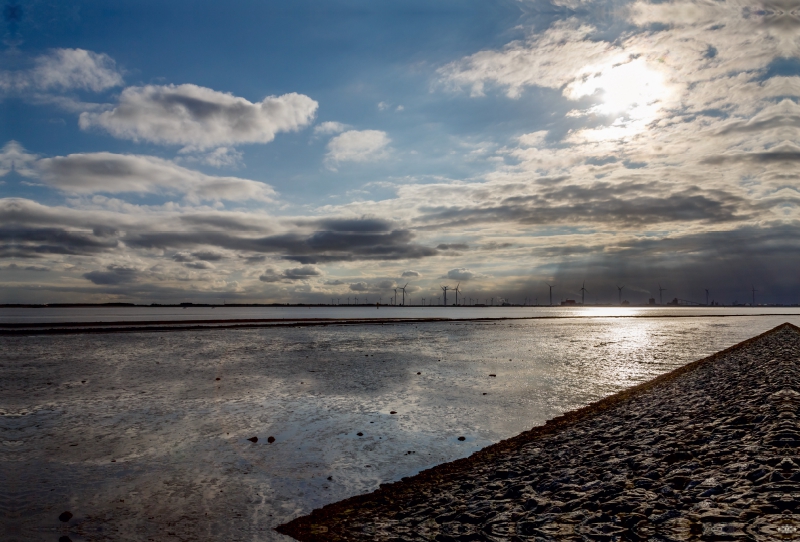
[267,436,276,443]
[458,436,466,441]
[215,377,220,381]
[58,511,73,522]
[482,392,487,395]
[248,437,258,443]
[59,537,72,542]
[357,432,363,436]
[417,372,421,375]
[489,374,496,377]
[327,476,333,481]
[390,411,397,414]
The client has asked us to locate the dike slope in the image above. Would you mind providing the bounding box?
[278,323,800,541]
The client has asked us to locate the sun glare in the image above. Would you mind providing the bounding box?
[568,59,670,121]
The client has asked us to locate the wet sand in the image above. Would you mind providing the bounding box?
[278,323,800,541]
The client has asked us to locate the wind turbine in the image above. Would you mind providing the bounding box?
[752,285,757,307]
[580,281,588,305]
[658,284,666,305]
[393,288,398,305]
[453,283,461,306]
[400,283,408,306]
[546,283,555,306]
[441,285,451,306]
[617,285,625,305]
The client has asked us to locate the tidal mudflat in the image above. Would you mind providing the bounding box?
[3,315,799,541]
[281,323,800,541]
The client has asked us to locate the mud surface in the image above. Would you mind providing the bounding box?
[279,324,800,541]
[3,317,799,541]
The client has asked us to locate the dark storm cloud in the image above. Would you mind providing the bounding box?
[259,265,321,282]
[124,228,437,264]
[0,227,119,258]
[179,213,270,232]
[83,264,139,285]
[3,263,49,271]
[310,217,393,232]
[701,150,800,165]
[436,243,470,250]
[418,182,759,229]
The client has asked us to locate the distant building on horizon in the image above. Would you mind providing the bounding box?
[561,299,577,306]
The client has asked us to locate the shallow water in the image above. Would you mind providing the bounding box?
[2,315,799,541]
[3,304,800,324]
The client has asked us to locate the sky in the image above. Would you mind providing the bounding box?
[1,0,799,306]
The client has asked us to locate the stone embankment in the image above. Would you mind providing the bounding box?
[278,323,800,541]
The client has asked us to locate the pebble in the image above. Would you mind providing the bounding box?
[247,436,258,443]
[278,324,800,541]
[58,511,73,522]
[267,436,275,444]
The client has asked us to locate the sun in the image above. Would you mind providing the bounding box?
[567,58,670,121]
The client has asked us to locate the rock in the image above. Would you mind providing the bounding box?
[247,437,258,443]
[458,436,466,441]
[489,374,496,377]
[390,411,397,414]
[267,436,275,443]
[328,476,333,481]
[357,432,363,436]
[58,511,73,522]
[215,377,220,381]
[417,372,421,375]
[59,537,72,542]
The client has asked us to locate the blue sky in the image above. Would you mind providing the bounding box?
[2,0,799,305]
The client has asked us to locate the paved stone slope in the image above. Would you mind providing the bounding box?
[278,323,800,541]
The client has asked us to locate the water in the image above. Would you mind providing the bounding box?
[2,305,799,324]
[2,313,799,541]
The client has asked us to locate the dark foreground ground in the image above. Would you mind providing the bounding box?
[279,323,800,541]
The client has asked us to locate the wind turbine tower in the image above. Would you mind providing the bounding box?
[617,285,624,305]
[400,283,408,306]
[658,284,667,305]
[393,288,398,305]
[453,282,461,306]
[580,281,588,305]
[546,283,554,306]
[441,285,451,306]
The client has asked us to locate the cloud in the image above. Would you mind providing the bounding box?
[283,265,322,279]
[83,264,139,285]
[349,282,369,291]
[0,49,123,93]
[36,152,276,202]
[3,263,49,272]
[324,130,390,168]
[444,268,487,281]
[178,146,244,168]
[401,270,421,277]
[260,265,322,282]
[79,84,318,150]
[0,141,38,177]
[184,261,214,270]
[313,121,350,136]
[436,243,469,250]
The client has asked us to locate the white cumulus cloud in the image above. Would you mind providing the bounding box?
[0,49,123,93]
[324,129,390,169]
[0,141,38,177]
[313,121,351,136]
[79,84,318,150]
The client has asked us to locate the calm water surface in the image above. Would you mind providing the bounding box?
[2,314,798,540]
